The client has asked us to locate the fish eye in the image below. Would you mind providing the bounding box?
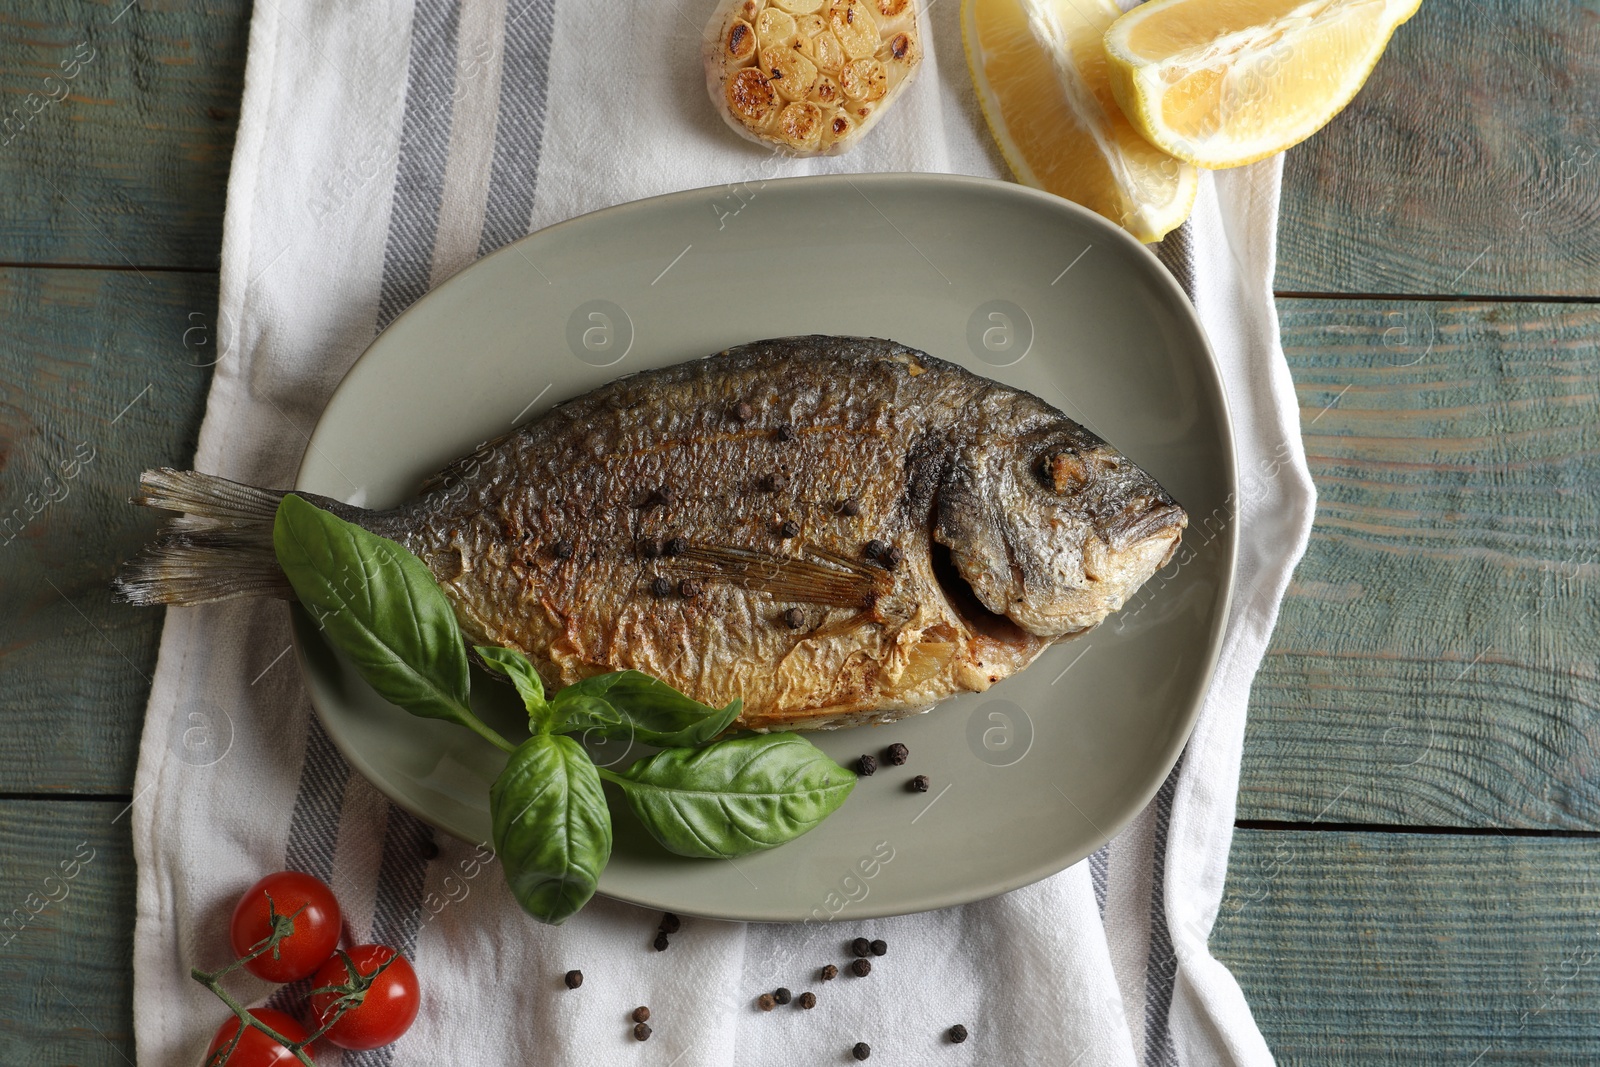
[1037,450,1093,495]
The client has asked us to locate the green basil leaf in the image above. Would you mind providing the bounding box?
[598,733,855,859]
[491,734,612,925]
[475,645,554,733]
[273,494,511,752]
[551,670,741,748]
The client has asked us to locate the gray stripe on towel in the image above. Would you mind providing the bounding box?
[375,0,464,329]
[1144,216,1192,1065]
[267,712,352,1014]
[282,712,351,882]
[352,3,464,1063]
[1089,843,1109,919]
[475,0,557,257]
[268,0,462,1028]
[1156,221,1197,302]
[1143,753,1185,1067]
[344,807,436,1067]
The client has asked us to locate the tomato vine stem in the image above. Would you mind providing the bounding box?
[191,892,351,1066]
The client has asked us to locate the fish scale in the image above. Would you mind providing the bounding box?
[118,335,1187,731]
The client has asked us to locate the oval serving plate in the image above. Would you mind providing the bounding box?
[293,172,1236,923]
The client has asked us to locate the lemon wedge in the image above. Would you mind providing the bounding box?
[1104,0,1422,168]
[962,0,1197,243]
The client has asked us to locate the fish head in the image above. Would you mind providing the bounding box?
[934,429,1188,637]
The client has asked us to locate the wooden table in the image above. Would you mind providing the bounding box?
[3,0,1597,1061]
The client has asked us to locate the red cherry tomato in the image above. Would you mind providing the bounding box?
[203,1008,309,1066]
[309,945,420,1050]
[229,871,342,983]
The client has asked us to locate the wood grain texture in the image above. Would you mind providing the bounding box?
[1213,829,1600,1064]
[0,267,215,793]
[0,0,249,267]
[1277,0,1600,298]
[1239,299,1600,828]
[0,800,134,1064]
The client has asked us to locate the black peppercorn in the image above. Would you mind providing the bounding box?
[734,402,754,421]
[780,519,801,538]
[633,1022,652,1041]
[651,576,672,598]
[911,774,931,792]
[838,497,861,517]
[883,546,904,569]
[864,538,887,560]
[659,912,681,934]
[679,578,702,597]
[949,1024,969,1043]
[632,1006,651,1023]
[857,754,877,776]
[665,536,689,557]
[758,993,777,1011]
[798,991,817,1009]
[640,538,663,559]
[776,422,796,442]
[870,939,887,957]
[760,472,788,492]
[653,932,670,951]
[851,937,872,957]
[773,987,792,1005]
[852,1041,871,1060]
[851,958,872,977]
[820,964,838,981]
[784,607,806,629]
[563,969,583,989]
[885,742,908,766]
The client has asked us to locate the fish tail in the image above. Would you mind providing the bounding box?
[114,469,294,606]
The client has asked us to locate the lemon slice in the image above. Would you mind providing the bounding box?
[1104,0,1422,168]
[962,0,1197,243]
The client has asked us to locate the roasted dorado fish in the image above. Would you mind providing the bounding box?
[120,336,1187,730]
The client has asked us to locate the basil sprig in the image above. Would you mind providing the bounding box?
[272,494,513,753]
[597,734,857,859]
[273,495,857,926]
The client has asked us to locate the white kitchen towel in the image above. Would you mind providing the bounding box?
[129,0,1313,1063]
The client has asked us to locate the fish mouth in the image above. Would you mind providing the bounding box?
[1101,502,1188,551]
[929,539,1033,646]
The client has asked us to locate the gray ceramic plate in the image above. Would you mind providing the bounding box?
[293,172,1235,922]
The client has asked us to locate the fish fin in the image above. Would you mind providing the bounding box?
[664,543,889,608]
[115,469,294,605]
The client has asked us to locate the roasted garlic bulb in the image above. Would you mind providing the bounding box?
[703,0,924,155]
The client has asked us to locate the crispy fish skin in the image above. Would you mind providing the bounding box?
[368,336,1188,730]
